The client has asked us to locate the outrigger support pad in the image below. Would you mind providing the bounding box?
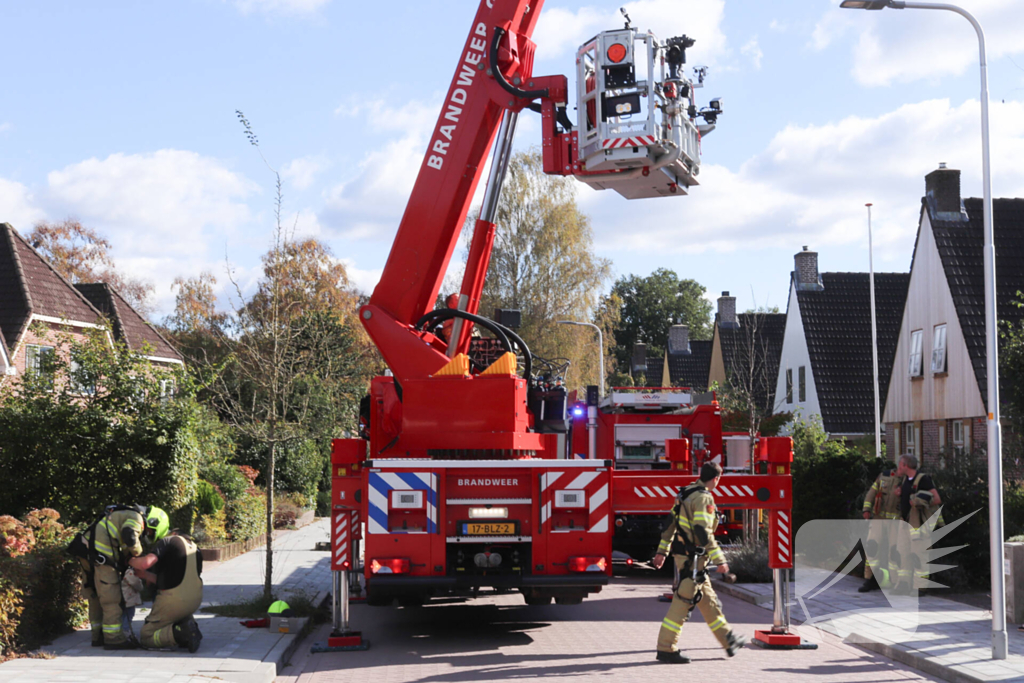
[311,570,370,653]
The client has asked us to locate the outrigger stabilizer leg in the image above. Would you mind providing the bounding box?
[310,569,369,653]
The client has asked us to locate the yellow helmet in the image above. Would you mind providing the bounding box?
[146,506,170,541]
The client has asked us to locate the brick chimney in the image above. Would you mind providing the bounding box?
[794,246,824,292]
[631,343,647,375]
[717,292,738,329]
[668,325,690,355]
[925,163,968,222]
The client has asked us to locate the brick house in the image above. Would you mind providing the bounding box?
[707,292,786,415]
[0,223,181,385]
[773,247,909,438]
[882,166,1024,463]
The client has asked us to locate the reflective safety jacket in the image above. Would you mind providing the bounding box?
[657,482,725,567]
[862,469,902,520]
[907,472,945,529]
[92,508,145,562]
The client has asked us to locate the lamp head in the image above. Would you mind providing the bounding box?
[840,0,890,9]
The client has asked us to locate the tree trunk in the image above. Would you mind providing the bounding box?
[264,440,276,601]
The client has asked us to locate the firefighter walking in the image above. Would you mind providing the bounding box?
[71,504,170,649]
[652,462,747,664]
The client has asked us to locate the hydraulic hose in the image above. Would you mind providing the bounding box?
[415,309,532,381]
[490,27,549,102]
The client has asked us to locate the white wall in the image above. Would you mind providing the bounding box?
[774,279,822,420]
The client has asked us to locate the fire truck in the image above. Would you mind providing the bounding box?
[568,387,765,559]
[328,0,793,622]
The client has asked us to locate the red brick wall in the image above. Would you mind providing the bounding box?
[4,321,92,383]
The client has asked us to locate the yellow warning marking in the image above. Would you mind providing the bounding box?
[432,353,470,377]
[480,352,518,376]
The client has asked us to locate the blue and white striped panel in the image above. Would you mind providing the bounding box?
[367,471,438,535]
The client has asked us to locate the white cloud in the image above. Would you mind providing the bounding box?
[282,155,328,191]
[769,19,788,33]
[0,178,45,230]
[320,98,440,240]
[532,0,728,67]
[45,150,259,315]
[741,37,763,70]
[340,258,382,295]
[813,0,1024,86]
[232,0,329,16]
[0,123,12,134]
[579,98,1024,264]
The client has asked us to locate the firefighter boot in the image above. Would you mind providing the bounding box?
[656,650,691,664]
[173,618,203,653]
[103,638,138,651]
[725,631,747,657]
[858,577,880,593]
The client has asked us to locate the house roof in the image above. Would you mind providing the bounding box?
[716,312,787,413]
[0,223,103,353]
[644,340,712,390]
[930,197,1024,408]
[74,283,182,362]
[796,271,909,434]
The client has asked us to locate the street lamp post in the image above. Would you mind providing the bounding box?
[841,0,1006,660]
[866,203,882,461]
[556,320,605,397]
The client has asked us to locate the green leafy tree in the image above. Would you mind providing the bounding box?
[475,149,612,392]
[610,268,712,371]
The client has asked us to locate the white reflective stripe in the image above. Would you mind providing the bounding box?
[634,487,646,498]
[653,486,669,497]
[566,471,599,490]
[777,518,789,534]
[778,543,790,558]
[589,515,609,533]
[589,484,608,513]
[367,486,388,534]
[541,501,552,524]
[641,487,656,497]
[415,472,433,488]
[742,486,754,496]
[778,511,789,522]
[378,472,412,490]
[542,472,564,491]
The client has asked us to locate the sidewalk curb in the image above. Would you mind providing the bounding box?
[268,588,332,674]
[710,579,774,606]
[846,635,985,683]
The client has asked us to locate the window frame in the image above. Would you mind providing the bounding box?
[931,324,947,374]
[785,368,793,404]
[909,329,924,378]
[952,419,963,446]
[798,366,806,403]
[904,421,917,457]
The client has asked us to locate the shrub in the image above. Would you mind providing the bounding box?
[725,543,773,583]
[194,508,228,548]
[225,491,266,542]
[930,447,990,587]
[316,491,332,517]
[195,480,225,517]
[203,461,249,502]
[0,510,86,655]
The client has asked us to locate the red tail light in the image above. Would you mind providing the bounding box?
[370,557,410,574]
[569,556,607,572]
[340,560,351,570]
[626,557,634,566]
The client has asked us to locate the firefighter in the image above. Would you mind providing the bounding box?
[129,529,204,652]
[652,461,747,664]
[859,462,901,592]
[76,504,170,649]
[899,454,943,590]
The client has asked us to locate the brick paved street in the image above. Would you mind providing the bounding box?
[278,576,942,683]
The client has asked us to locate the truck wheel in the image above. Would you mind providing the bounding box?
[523,594,552,606]
[366,589,395,607]
[554,596,583,605]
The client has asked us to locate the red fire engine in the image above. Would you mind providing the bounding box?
[324,0,799,652]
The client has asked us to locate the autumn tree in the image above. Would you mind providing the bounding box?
[474,150,612,392]
[28,219,155,317]
[610,268,712,372]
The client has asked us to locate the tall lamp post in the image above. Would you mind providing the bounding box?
[556,320,605,397]
[866,203,882,461]
[841,0,1006,660]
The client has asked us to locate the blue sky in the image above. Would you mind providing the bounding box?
[2,0,1023,320]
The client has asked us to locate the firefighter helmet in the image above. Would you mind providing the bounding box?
[146,506,170,541]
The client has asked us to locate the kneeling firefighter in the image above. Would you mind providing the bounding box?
[652,461,747,664]
[129,529,204,652]
[67,504,170,649]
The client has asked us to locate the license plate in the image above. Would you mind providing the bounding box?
[461,522,516,536]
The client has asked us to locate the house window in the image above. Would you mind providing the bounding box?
[893,425,901,453]
[938,424,946,452]
[952,419,963,446]
[70,359,95,396]
[904,422,917,456]
[785,369,793,404]
[798,366,806,402]
[931,324,947,374]
[909,330,924,377]
[26,344,54,375]
[159,378,176,402]
[964,421,971,451]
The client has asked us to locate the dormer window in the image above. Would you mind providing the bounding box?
[931,324,947,374]
[908,330,923,377]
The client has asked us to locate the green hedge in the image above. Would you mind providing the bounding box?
[226,492,266,542]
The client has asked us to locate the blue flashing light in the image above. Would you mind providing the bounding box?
[572,406,584,418]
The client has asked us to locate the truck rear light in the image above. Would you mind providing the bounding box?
[370,557,410,574]
[468,506,508,519]
[568,556,607,572]
[555,491,586,508]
